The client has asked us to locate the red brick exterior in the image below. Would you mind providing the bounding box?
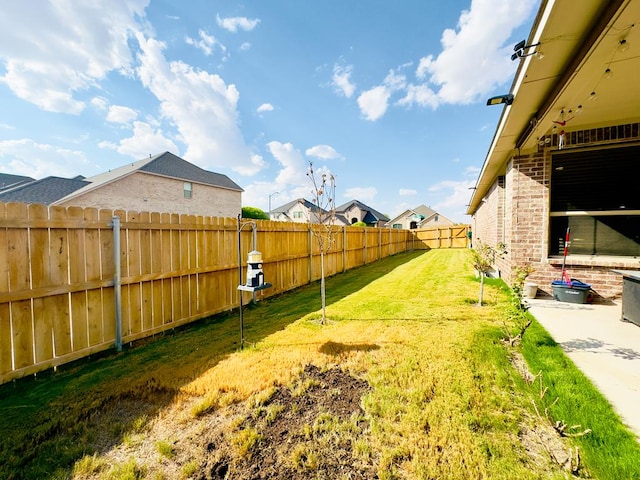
[471,124,640,301]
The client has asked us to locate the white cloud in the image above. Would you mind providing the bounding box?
[91,96,109,111]
[344,186,377,202]
[267,141,308,186]
[354,0,536,119]
[186,30,227,58]
[0,138,88,178]
[135,34,262,175]
[429,179,475,222]
[244,141,342,211]
[234,153,265,176]
[240,42,252,51]
[0,1,148,114]
[332,64,356,98]
[216,14,260,33]
[465,165,481,176]
[399,188,417,196]
[383,69,407,91]
[305,145,343,160]
[397,84,439,109]
[413,0,537,106]
[99,121,178,159]
[357,86,390,121]
[257,103,274,113]
[357,68,408,120]
[106,105,138,124]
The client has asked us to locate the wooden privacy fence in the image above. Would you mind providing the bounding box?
[413,225,469,249]
[1,203,435,384]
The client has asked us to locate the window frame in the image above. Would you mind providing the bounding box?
[549,143,640,257]
[183,181,193,199]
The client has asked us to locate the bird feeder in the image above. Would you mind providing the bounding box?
[244,250,265,288]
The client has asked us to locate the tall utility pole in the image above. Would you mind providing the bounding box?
[268,191,279,220]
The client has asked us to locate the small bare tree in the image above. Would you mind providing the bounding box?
[470,241,506,306]
[307,161,338,324]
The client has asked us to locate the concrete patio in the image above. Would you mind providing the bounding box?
[527,296,640,440]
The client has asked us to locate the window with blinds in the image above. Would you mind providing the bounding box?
[549,144,640,256]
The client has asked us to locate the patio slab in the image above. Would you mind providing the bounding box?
[527,297,640,440]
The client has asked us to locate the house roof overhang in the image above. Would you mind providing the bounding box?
[467,0,640,215]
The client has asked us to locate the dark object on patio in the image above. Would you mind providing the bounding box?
[611,270,640,327]
[552,279,593,304]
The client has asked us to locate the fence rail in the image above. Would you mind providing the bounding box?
[0,201,468,384]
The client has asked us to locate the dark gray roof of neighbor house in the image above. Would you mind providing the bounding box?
[0,176,89,204]
[141,152,243,191]
[336,199,389,222]
[0,173,35,192]
[332,213,350,225]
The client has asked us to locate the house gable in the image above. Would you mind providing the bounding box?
[336,199,389,226]
[271,198,326,223]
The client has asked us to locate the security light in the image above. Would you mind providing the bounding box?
[486,94,514,106]
[511,39,541,61]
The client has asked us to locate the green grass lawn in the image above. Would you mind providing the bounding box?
[0,249,638,479]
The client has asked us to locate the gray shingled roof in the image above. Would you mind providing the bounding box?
[271,198,325,214]
[336,199,389,222]
[140,152,242,191]
[0,176,89,204]
[0,173,35,192]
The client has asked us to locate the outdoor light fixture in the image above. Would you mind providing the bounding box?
[486,94,514,106]
[511,39,541,61]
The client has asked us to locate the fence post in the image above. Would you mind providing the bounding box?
[112,215,122,352]
[363,228,367,264]
[308,225,313,283]
[343,226,347,272]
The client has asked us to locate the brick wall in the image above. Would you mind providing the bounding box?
[59,172,241,218]
[477,144,632,300]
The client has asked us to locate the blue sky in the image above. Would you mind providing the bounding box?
[0,0,538,222]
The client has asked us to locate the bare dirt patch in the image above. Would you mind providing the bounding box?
[194,364,376,479]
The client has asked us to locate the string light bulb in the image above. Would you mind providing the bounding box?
[603,68,613,79]
[618,38,630,52]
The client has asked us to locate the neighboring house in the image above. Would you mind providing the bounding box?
[0,173,35,193]
[386,205,454,229]
[0,152,243,218]
[467,0,640,299]
[270,198,326,223]
[333,200,389,227]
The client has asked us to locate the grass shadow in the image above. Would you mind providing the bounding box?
[318,341,381,356]
[0,249,426,479]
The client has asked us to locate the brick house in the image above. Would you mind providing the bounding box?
[270,198,326,223]
[386,205,454,229]
[0,152,243,218]
[467,0,640,300]
[333,200,389,227]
